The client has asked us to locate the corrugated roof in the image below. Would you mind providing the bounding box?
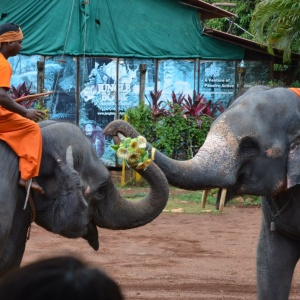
[179,0,237,20]
[202,27,300,64]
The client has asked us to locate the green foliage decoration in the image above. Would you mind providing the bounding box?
[111,135,152,170]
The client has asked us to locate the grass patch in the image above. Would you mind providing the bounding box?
[113,170,261,213]
[165,188,219,214]
[115,170,262,214]
[118,183,261,215]
[119,186,221,214]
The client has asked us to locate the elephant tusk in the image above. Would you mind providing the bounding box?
[66,146,74,169]
[151,147,156,160]
[219,188,227,212]
[84,185,91,196]
[117,132,126,141]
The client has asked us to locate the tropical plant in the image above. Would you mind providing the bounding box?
[11,81,32,98]
[250,0,300,62]
[153,105,213,159]
[10,82,36,108]
[125,90,217,160]
[182,91,224,129]
[153,104,193,158]
[169,91,185,112]
[10,81,49,118]
[146,90,168,119]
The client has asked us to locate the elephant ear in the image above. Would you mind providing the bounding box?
[52,146,89,234]
[287,142,300,188]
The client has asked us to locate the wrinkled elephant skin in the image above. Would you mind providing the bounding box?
[104,86,300,300]
[0,121,169,276]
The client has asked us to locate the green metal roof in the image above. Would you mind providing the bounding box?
[0,0,244,59]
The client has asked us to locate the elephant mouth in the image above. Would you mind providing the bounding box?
[59,227,88,239]
[231,177,259,196]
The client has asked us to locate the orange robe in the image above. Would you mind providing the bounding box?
[0,53,42,180]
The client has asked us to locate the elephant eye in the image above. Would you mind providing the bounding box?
[94,184,107,200]
[239,137,259,156]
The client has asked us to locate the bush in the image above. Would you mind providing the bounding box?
[125,91,216,160]
[125,104,156,143]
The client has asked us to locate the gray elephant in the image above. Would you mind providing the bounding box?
[0,120,169,276]
[104,86,300,300]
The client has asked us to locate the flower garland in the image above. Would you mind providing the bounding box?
[111,136,152,170]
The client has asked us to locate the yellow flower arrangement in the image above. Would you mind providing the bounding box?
[111,136,152,170]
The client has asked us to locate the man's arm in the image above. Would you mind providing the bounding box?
[0,87,45,121]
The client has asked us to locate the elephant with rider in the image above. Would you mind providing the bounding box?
[0,120,169,276]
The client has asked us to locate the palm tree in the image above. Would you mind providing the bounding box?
[250,0,300,62]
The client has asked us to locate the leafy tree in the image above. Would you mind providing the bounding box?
[204,0,258,39]
[201,1,300,83]
[204,1,300,62]
[250,0,300,62]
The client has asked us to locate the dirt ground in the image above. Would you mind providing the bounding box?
[22,189,300,300]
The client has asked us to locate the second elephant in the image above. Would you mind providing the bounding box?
[104,86,300,300]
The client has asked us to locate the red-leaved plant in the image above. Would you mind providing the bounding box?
[182,91,225,128]
[147,90,169,119]
[10,82,37,108]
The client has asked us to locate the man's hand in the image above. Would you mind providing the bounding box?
[24,109,46,122]
[0,88,47,120]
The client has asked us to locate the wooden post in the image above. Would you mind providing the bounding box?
[37,60,45,106]
[120,114,128,187]
[139,64,147,105]
[121,160,126,187]
[135,172,142,186]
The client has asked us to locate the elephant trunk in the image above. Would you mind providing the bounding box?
[94,162,169,230]
[150,147,236,190]
[104,120,238,191]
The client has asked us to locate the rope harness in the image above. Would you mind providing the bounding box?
[266,196,290,231]
[264,194,300,241]
[23,180,37,241]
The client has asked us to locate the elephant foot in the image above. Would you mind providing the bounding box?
[19,178,45,195]
[83,221,99,250]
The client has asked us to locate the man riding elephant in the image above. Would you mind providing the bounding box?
[0,22,45,194]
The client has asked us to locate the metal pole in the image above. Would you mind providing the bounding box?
[237,61,246,97]
[139,64,147,105]
[115,58,120,120]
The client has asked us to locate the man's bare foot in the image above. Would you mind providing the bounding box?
[19,178,45,195]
